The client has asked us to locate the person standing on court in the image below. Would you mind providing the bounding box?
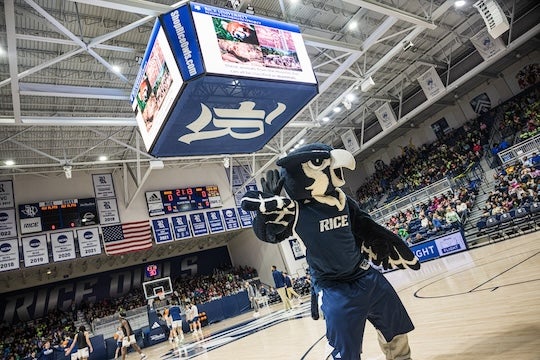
[169,301,185,343]
[186,301,202,333]
[272,265,292,311]
[64,326,93,360]
[245,281,260,317]
[118,312,147,360]
[283,271,303,304]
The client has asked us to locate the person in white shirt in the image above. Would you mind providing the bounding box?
[186,302,202,333]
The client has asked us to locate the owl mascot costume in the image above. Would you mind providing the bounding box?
[241,143,420,360]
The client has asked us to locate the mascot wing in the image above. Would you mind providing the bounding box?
[349,197,420,270]
[241,190,295,244]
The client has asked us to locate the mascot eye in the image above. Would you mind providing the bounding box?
[307,157,326,169]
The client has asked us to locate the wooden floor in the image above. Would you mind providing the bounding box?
[128,233,540,360]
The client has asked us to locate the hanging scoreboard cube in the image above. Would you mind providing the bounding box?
[131,2,318,157]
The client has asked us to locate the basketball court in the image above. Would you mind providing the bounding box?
[123,233,540,359]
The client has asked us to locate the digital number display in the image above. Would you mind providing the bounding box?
[146,186,222,216]
[145,264,159,278]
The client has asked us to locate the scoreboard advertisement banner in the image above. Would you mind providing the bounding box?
[50,231,76,262]
[22,234,49,267]
[0,238,20,272]
[19,198,99,234]
[410,231,468,262]
[0,209,17,240]
[76,227,102,257]
[145,185,222,217]
[0,180,15,209]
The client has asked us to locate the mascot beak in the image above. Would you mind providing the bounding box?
[330,149,355,188]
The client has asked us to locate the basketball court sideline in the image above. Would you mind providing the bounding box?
[126,233,540,360]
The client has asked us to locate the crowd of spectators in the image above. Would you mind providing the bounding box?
[478,159,540,222]
[356,115,490,209]
[0,309,76,360]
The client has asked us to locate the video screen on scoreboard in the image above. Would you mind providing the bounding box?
[145,185,222,216]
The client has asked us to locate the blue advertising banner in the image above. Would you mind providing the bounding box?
[151,218,174,244]
[189,212,209,236]
[160,5,205,81]
[1,246,231,324]
[171,214,192,240]
[221,208,240,231]
[206,210,225,234]
[237,207,253,228]
[410,231,468,263]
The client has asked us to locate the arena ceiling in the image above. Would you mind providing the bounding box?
[0,0,539,290]
[0,0,538,181]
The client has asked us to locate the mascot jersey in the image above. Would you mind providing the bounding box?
[294,199,366,287]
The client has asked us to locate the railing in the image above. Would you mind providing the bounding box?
[370,178,452,222]
[92,305,149,339]
[497,133,540,165]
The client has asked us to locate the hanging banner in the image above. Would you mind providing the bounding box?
[470,28,505,61]
[418,66,445,100]
[0,181,15,209]
[50,231,76,262]
[237,207,253,228]
[97,198,120,225]
[22,234,49,267]
[374,103,397,131]
[189,212,209,237]
[222,208,241,231]
[205,210,225,234]
[171,215,192,240]
[92,174,116,199]
[0,239,20,272]
[151,218,174,244]
[76,227,102,257]
[0,209,18,240]
[341,129,360,154]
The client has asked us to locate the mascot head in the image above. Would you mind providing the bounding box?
[276,143,356,200]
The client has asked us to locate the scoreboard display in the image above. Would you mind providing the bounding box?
[145,185,222,216]
[19,198,99,234]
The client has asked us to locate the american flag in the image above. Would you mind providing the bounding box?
[101,221,152,255]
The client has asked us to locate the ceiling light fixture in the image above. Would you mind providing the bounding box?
[4,160,15,166]
[454,0,466,7]
[98,155,108,161]
[322,116,330,122]
[333,107,341,113]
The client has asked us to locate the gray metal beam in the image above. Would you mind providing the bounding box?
[4,0,22,123]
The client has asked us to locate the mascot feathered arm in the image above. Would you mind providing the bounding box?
[241,170,295,244]
[348,197,420,270]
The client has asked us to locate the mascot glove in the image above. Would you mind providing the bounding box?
[241,191,293,213]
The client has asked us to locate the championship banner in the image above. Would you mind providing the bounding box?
[189,212,209,237]
[97,198,120,225]
[237,207,253,228]
[341,129,360,154]
[151,218,174,244]
[470,29,505,61]
[22,234,49,267]
[222,208,241,231]
[0,180,15,208]
[92,173,116,199]
[417,66,445,100]
[0,238,20,272]
[131,2,318,157]
[0,209,18,240]
[205,210,225,234]
[171,215,192,240]
[374,103,397,131]
[50,231,76,262]
[76,227,102,257]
